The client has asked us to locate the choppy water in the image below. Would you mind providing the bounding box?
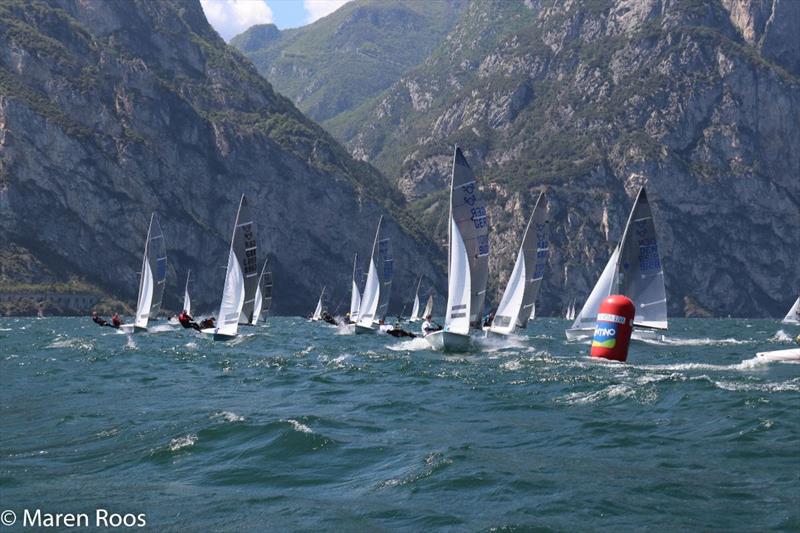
[1,317,798,531]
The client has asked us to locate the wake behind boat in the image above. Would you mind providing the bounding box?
[119,212,167,334]
[425,146,489,352]
[566,187,667,341]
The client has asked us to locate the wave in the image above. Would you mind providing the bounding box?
[284,419,313,434]
[770,329,795,342]
[46,336,94,351]
[386,337,431,351]
[212,411,245,423]
[168,433,197,452]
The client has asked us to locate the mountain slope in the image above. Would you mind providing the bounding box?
[0,0,444,315]
[280,0,799,317]
[231,0,463,125]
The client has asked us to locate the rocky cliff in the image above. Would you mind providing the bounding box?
[0,0,445,315]
[240,0,800,317]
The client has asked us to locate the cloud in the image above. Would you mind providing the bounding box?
[200,0,273,41]
[303,0,351,24]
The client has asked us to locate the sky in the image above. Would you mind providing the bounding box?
[200,0,352,41]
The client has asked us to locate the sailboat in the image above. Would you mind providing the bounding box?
[120,213,167,333]
[183,271,192,315]
[782,296,800,325]
[564,299,576,321]
[488,192,550,336]
[356,217,393,334]
[565,187,667,340]
[422,294,433,319]
[348,253,361,324]
[426,147,489,351]
[409,276,423,322]
[202,194,257,341]
[250,258,271,325]
[311,287,325,321]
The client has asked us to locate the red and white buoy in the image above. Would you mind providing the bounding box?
[590,295,635,362]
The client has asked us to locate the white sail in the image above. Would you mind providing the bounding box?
[783,296,800,324]
[133,213,167,330]
[571,246,620,330]
[569,299,576,320]
[349,253,361,323]
[443,147,488,332]
[617,187,668,330]
[445,215,471,334]
[358,218,383,328]
[490,192,549,334]
[489,245,526,335]
[237,200,258,325]
[312,287,325,321]
[409,276,422,322]
[214,195,251,338]
[182,271,192,316]
[423,294,433,319]
[261,262,273,321]
[250,258,270,325]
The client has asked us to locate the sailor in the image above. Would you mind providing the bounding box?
[178,309,201,331]
[483,311,495,328]
[199,316,216,330]
[91,311,109,327]
[387,327,416,338]
[111,313,122,328]
[421,314,442,336]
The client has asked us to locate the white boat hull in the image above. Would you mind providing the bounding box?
[200,327,236,341]
[118,324,148,334]
[355,324,376,334]
[565,327,591,341]
[756,348,800,361]
[425,330,471,352]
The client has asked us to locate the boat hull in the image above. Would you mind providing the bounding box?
[354,324,376,334]
[199,327,236,341]
[118,324,148,334]
[565,327,591,341]
[425,330,471,352]
[756,348,800,361]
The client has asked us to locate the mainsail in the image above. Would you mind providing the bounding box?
[237,200,258,325]
[423,294,433,319]
[357,218,383,328]
[312,287,325,321]
[376,234,393,322]
[261,262,273,321]
[490,192,549,334]
[182,271,192,316]
[783,296,800,324]
[444,147,489,334]
[214,195,252,337]
[349,253,361,323]
[133,213,167,330]
[617,187,668,330]
[409,276,422,322]
[250,257,270,325]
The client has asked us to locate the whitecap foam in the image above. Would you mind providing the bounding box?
[386,337,431,351]
[46,337,94,351]
[285,419,313,433]
[148,324,176,333]
[559,384,637,404]
[213,411,244,423]
[770,330,793,342]
[169,434,197,451]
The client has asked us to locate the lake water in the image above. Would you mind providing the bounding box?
[1,317,798,531]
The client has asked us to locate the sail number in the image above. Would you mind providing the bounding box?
[638,238,661,272]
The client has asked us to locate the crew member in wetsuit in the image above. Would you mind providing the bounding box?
[321,311,337,326]
[483,312,495,328]
[421,314,442,336]
[111,312,122,328]
[92,311,110,327]
[199,317,216,330]
[178,309,201,331]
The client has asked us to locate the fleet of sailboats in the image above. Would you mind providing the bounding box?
[101,149,793,362]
